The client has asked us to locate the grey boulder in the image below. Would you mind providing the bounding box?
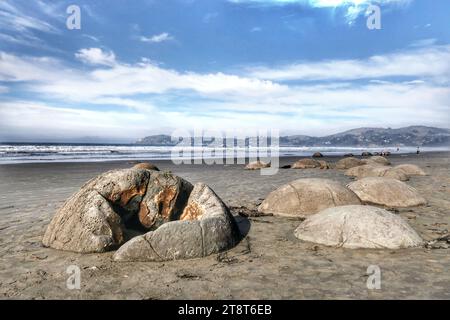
[258,178,361,217]
[294,205,423,249]
[347,177,426,208]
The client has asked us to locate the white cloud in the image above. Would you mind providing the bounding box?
[140,32,174,43]
[0,0,59,34]
[75,48,117,66]
[0,44,449,139]
[0,101,160,141]
[409,38,437,48]
[248,45,450,82]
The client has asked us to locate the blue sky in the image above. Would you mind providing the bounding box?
[0,0,449,142]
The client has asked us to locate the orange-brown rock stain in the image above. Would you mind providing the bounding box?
[180,202,204,221]
[138,186,178,228]
[109,182,148,207]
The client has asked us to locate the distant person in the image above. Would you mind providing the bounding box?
[416,147,420,155]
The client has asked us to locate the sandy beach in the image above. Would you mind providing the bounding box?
[0,153,449,299]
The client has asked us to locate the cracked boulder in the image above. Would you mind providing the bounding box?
[113,183,241,261]
[43,169,240,257]
[347,177,427,208]
[257,178,361,217]
[294,205,423,249]
[336,157,364,170]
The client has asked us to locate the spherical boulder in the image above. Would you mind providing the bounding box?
[347,177,426,208]
[133,162,160,171]
[245,160,270,170]
[336,157,363,169]
[258,178,361,217]
[294,205,423,249]
[113,183,241,261]
[394,164,426,176]
[367,156,390,166]
[345,165,409,181]
[292,159,320,169]
[312,152,324,158]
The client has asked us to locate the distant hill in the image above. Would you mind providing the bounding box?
[136,126,450,147]
[136,134,175,146]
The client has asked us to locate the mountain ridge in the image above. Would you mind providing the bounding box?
[136,126,450,147]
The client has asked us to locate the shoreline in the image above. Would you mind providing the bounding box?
[0,150,448,167]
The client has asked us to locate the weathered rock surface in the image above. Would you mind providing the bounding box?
[138,173,193,229]
[245,161,270,170]
[336,157,363,170]
[394,164,427,176]
[294,205,423,249]
[292,159,320,169]
[113,183,241,261]
[132,162,160,171]
[258,178,361,217]
[345,165,409,181]
[347,177,427,208]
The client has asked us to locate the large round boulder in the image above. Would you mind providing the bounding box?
[347,177,426,208]
[312,152,324,158]
[394,164,426,176]
[367,156,390,166]
[113,183,241,261]
[292,159,320,169]
[294,205,423,249]
[245,160,270,170]
[345,165,409,181]
[336,157,363,169]
[258,178,361,217]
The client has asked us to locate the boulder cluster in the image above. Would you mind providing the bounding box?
[257,155,428,250]
[42,155,430,262]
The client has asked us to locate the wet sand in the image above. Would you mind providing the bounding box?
[0,153,449,299]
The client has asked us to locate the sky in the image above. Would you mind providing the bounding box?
[0,0,449,142]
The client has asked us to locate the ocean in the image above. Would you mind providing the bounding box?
[0,143,448,164]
